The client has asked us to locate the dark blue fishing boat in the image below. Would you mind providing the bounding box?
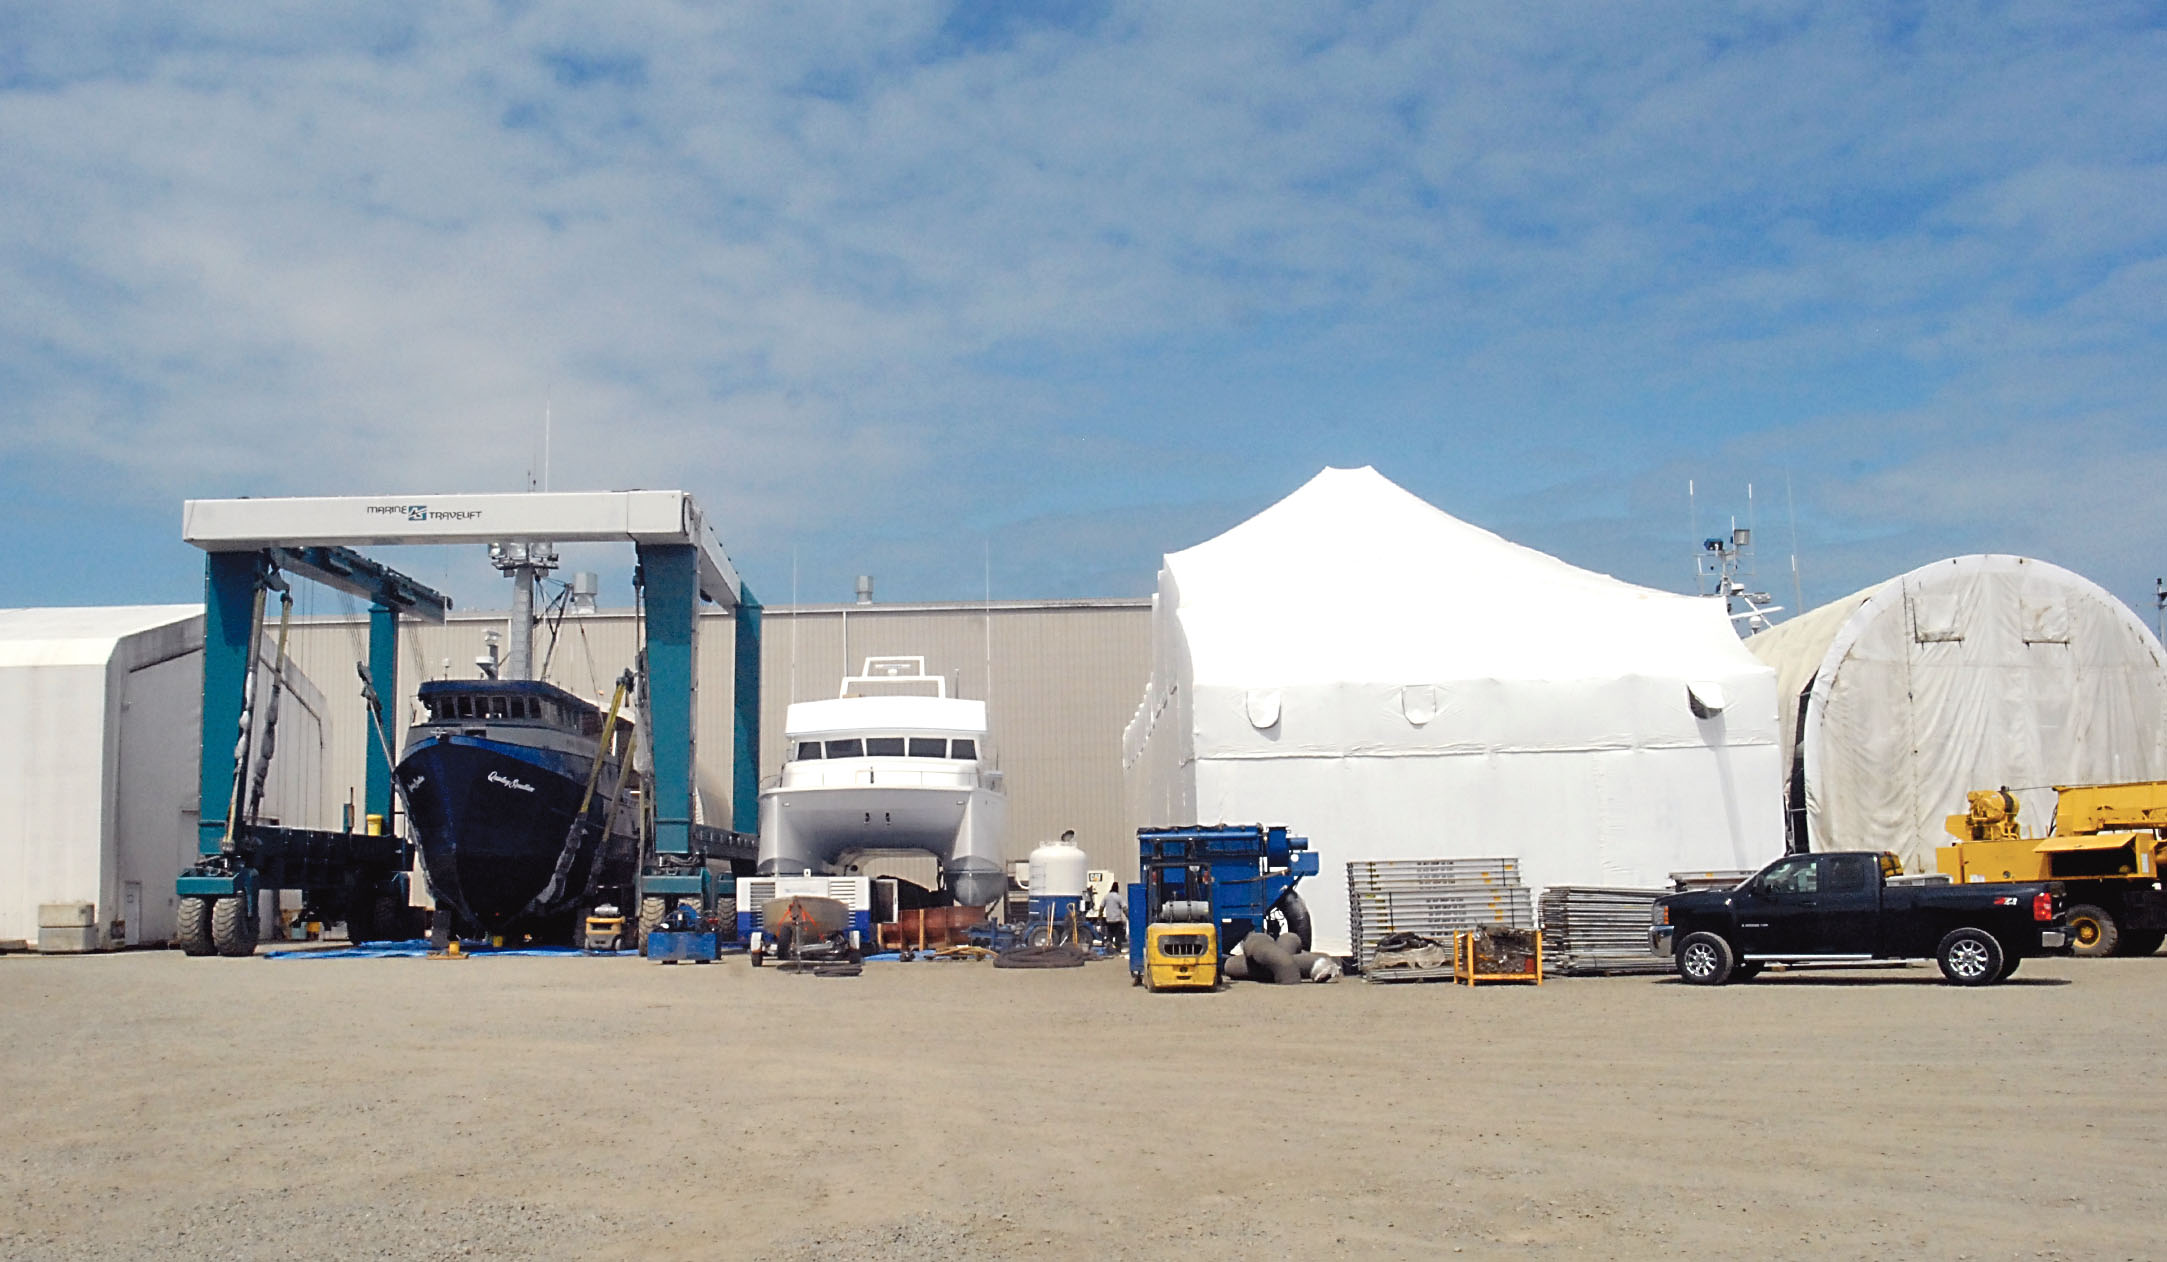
[397,678,642,940]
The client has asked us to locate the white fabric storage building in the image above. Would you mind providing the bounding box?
[1745,555,2167,871]
[1122,467,1786,958]
[0,606,328,950]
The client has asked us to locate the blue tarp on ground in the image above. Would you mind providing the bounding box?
[265,941,635,960]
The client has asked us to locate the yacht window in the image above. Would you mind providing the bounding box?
[865,737,906,757]
[525,697,541,719]
[909,737,946,758]
[488,696,509,719]
[457,696,475,718]
[950,739,977,760]
[796,742,824,760]
[826,738,864,759]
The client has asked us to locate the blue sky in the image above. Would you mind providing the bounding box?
[4,2,2165,628]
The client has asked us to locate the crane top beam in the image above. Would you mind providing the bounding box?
[183,490,744,607]
[269,545,452,622]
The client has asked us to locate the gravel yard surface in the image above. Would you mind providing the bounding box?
[1,948,2157,1260]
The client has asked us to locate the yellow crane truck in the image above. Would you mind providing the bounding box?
[1939,783,2167,957]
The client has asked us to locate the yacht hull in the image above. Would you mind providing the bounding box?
[758,782,1008,907]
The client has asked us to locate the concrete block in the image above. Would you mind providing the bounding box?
[37,925,99,953]
[39,902,96,928]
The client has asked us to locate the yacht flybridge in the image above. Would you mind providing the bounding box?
[757,657,1008,907]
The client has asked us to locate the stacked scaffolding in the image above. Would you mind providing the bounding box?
[1538,886,1669,975]
[1345,857,1533,972]
[1670,869,1756,892]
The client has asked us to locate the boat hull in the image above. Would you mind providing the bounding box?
[398,733,640,937]
[758,780,1008,907]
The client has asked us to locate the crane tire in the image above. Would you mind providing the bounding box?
[2116,929,2164,957]
[211,895,257,958]
[637,896,668,952]
[175,897,215,956]
[2065,904,2119,958]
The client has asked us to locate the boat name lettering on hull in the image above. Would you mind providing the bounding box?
[488,770,536,793]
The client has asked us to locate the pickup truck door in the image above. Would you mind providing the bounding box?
[1733,855,1823,956]
[1808,853,1881,954]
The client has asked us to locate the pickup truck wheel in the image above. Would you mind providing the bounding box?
[1996,954,2021,981]
[1937,927,2005,986]
[2065,904,2118,958]
[1677,932,1735,985]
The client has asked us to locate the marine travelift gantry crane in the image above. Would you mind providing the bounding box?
[178,491,760,954]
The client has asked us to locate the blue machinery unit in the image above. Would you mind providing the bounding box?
[1125,824,1319,980]
[177,492,761,956]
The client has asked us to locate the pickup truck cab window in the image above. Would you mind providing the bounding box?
[1759,855,1820,895]
[1827,854,1871,893]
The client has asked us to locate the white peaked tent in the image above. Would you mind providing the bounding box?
[1122,467,1785,958]
[1746,555,2167,871]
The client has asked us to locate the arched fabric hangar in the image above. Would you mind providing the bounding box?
[1745,555,2167,871]
[1123,466,1785,958]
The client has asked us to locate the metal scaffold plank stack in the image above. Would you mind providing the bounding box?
[1346,857,1534,972]
[1538,886,1670,975]
[1669,870,1756,892]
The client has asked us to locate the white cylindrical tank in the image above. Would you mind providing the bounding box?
[1028,839,1089,900]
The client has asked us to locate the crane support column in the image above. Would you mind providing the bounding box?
[364,601,400,828]
[639,542,699,859]
[197,550,262,857]
[733,587,762,834]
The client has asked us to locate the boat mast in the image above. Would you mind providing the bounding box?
[490,539,558,681]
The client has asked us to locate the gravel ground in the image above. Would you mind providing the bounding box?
[0,947,2160,1260]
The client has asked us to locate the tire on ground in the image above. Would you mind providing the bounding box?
[1996,954,2021,981]
[1676,931,1735,985]
[2065,903,2120,958]
[175,896,215,956]
[371,892,409,942]
[1733,961,1764,981]
[1936,926,2005,986]
[2116,929,2165,957]
[637,896,668,952]
[344,895,377,945]
[210,895,256,958]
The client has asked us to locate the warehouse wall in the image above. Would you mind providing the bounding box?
[281,598,1152,880]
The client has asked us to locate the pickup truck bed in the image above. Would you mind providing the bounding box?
[1651,851,2066,986]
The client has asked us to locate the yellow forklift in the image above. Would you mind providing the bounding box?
[1939,782,2167,957]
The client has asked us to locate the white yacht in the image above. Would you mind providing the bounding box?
[757,657,1008,907]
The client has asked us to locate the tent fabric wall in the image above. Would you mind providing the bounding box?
[1745,555,2167,871]
[0,606,328,948]
[1123,467,1785,958]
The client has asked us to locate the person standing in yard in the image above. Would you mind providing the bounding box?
[1100,881,1127,952]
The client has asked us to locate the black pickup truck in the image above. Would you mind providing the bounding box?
[1651,851,2067,986]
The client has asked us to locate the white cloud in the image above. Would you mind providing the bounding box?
[1,2,2163,614]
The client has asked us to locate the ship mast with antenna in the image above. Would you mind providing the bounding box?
[1694,483,1784,635]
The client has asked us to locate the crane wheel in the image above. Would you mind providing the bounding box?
[2065,904,2119,958]
[175,897,215,956]
[637,896,668,953]
[2115,929,2163,957]
[211,895,257,958]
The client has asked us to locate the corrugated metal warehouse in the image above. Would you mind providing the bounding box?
[279,598,1151,882]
